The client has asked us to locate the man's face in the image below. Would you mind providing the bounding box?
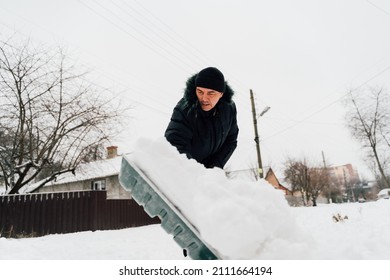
[196,87,224,111]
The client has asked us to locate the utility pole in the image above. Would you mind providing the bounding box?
[321,151,327,169]
[250,89,264,179]
[322,150,331,203]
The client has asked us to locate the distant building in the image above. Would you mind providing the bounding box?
[327,164,360,186]
[326,163,371,202]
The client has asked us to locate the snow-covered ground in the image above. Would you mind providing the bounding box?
[1,200,390,260]
[2,139,390,260]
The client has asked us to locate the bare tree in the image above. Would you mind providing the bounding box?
[0,36,129,194]
[344,87,390,189]
[284,158,330,206]
[284,158,310,206]
[308,167,330,206]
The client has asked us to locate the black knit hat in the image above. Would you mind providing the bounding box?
[195,67,226,93]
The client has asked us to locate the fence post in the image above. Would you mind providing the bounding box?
[0,196,6,236]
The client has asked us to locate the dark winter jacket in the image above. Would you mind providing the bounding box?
[164,74,239,169]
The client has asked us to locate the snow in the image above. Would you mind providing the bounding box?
[377,188,390,200]
[2,137,389,261]
[131,138,301,259]
[1,201,390,260]
[0,224,182,260]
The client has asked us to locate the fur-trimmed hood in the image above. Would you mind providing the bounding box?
[183,74,235,105]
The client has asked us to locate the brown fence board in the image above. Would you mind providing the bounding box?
[0,190,159,238]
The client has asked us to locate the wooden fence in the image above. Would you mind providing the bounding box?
[0,190,160,238]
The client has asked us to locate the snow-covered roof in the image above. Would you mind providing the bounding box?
[265,168,292,191]
[57,156,122,184]
[277,177,292,191]
[21,156,122,193]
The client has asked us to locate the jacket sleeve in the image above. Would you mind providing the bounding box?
[204,104,239,169]
[164,106,193,159]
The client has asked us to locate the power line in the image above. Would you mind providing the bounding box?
[4,1,389,142]
[93,0,199,71]
[365,0,390,17]
[97,1,390,147]
[267,117,343,126]
[263,64,390,141]
[0,22,171,117]
[112,0,206,69]
[78,0,192,73]
[1,2,186,115]
[131,0,219,68]
[84,1,261,115]
[129,0,267,110]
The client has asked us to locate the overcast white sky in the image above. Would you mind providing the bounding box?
[1,0,390,179]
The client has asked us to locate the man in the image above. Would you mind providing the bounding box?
[165,67,239,169]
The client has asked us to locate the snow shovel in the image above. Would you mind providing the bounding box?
[118,156,220,260]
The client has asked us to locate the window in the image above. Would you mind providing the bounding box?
[91,179,106,191]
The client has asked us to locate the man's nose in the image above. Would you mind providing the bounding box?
[200,94,208,101]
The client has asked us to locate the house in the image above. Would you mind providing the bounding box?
[226,167,305,205]
[227,167,293,195]
[264,168,291,195]
[25,146,131,199]
[264,168,303,206]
